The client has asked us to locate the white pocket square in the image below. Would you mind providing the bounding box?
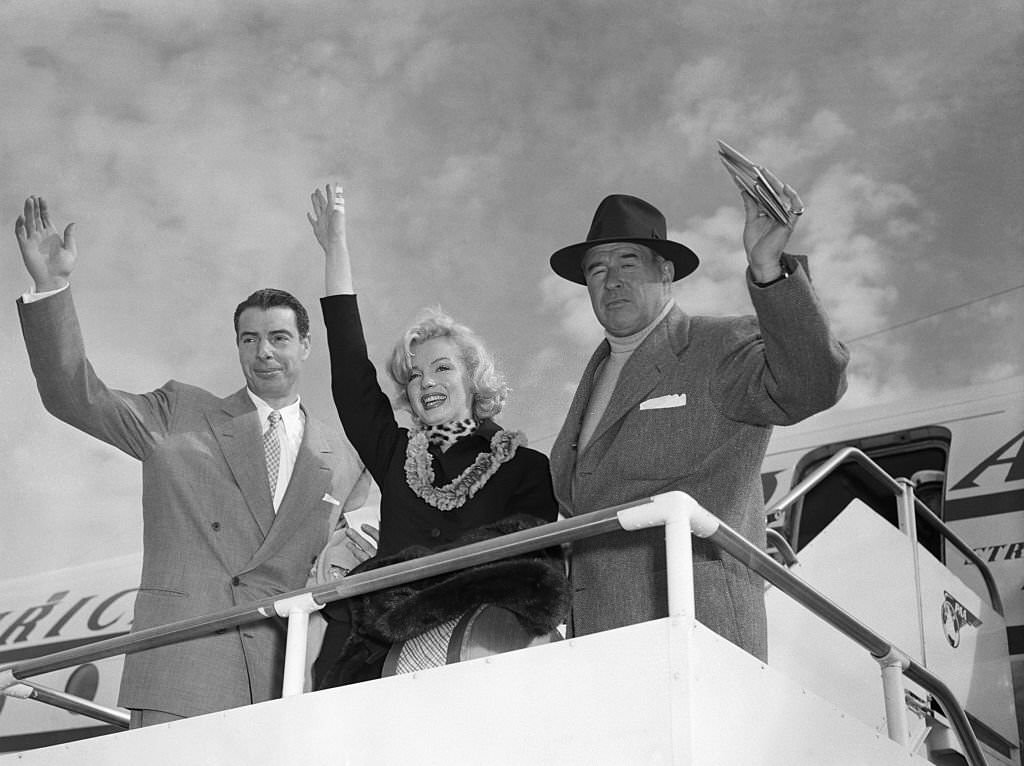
[639,393,687,410]
[322,493,341,506]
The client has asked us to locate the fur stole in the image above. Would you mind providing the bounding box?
[316,515,569,689]
[347,514,569,643]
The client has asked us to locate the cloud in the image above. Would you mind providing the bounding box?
[2,418,142,575]
[799,164,923,335]
[669,206,753,316]
[539,271,603,348]
[1,0,1020,580]
[840,357,916,409]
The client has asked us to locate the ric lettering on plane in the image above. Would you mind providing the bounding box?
[0,588,136,646]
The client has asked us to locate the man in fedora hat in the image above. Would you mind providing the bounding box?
[548,182,848,660]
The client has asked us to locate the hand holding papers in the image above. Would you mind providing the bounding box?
[717,140,799,226]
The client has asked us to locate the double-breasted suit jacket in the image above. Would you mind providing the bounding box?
[17,288,368,716]
[550,259,848,661]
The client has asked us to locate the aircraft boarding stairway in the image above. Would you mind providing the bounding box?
[1,450,1019,765]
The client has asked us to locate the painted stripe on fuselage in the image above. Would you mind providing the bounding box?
[0,632,128,665]
[945,489,1024,521]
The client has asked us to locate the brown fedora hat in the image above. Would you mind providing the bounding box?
[549,194,699,285]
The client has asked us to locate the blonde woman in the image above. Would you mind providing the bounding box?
[308,185,564,687]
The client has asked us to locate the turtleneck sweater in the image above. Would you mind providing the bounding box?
[576,299,674,454]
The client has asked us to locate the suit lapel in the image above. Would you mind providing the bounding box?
[552,307,692,513]
[207,389,276,538]
[582,306,693,457]
[550,342,609,514]
[245,412,334,573]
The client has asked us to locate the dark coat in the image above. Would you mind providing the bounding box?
[320,294,558,558]
[316,295,561,685]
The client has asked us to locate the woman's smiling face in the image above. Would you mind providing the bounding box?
[406,336,474,426]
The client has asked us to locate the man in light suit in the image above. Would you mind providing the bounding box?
[548,186,849,661]
[14,196,369,725]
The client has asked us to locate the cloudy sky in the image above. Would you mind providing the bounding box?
[1,0,1021,579]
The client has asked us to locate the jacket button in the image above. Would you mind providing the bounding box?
[231,576,240,586]
[211,522,221,531]
[430,528,441,539]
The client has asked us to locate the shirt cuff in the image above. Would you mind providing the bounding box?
[22,283,69,303]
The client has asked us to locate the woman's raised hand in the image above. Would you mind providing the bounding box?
[310,183,355,295]
[307,183,347,257]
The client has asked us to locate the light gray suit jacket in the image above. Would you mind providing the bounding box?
[550,259,848,661]
[17,288,368,716]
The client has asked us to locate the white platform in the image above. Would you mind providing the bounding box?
[767,499,1018,758]
[2,618,930,766]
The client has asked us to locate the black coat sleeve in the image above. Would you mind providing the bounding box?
[321,294,404,483]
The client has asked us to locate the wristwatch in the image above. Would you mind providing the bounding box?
[753,258,792,287]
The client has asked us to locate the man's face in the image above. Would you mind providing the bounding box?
[582,243,673,336]
[236,306,310,408]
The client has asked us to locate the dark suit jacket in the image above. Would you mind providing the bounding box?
[17,288,368,716]
[550,258,848,660]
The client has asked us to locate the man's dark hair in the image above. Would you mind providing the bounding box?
[233,289,310,339]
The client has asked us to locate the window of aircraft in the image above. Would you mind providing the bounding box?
[785,425,951,562]
[64,663,100,704]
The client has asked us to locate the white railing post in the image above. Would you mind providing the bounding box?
[895,477,928,665]
[877,647,912,748]
[273,593,322,697]
[617,491,717,620]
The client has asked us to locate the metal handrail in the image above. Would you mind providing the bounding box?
[2,679,130,728]
[0,498,636,682]
[767,446,1004,615]
[698,506,988,766]
[765,527,798,566]
[0,491,992,764]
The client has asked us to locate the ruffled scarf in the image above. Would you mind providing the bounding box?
[404,421,525,511]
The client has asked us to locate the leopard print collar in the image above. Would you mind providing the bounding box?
[422,417,477,451]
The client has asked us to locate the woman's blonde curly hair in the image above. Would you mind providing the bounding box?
[387,307,509,423]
